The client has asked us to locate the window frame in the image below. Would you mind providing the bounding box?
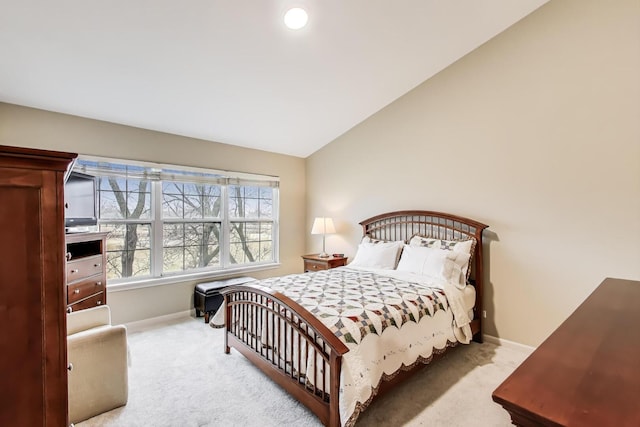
[73,155,280,291]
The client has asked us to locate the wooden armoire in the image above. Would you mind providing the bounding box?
[0,145,77,426]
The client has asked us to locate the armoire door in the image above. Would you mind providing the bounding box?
[0,145,76,426]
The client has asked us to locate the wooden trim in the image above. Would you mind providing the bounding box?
[0,144,76,171]
[359,210,488,235]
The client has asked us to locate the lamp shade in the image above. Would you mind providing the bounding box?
[311,217,335,235]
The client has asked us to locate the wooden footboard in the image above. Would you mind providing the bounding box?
[223,284,349,427]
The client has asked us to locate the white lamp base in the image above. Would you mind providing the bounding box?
[318,252,330,258]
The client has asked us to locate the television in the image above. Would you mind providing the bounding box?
[64,171,98,229]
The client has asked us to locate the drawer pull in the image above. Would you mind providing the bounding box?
[74,289,80,294]
[97,300,102,305]
[67,306,73,314]
[94,263,101,268]
[70,269,79,274]
[67,363,73,371]
[66,252,72,261]
[96,281,102,286]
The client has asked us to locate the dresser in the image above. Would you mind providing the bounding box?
[0,145,76,426]
[492,278,640,427]
[66,231,109,312]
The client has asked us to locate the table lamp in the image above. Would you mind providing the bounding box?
[311,217,335,258]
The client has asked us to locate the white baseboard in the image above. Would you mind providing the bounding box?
[123,312,537,355]
[483,334,535,354]
[125,309,193,333]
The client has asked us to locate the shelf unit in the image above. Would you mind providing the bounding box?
[65,232,109,313]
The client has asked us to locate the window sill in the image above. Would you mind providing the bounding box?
[106,263,280,293]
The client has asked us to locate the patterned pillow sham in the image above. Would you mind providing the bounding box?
[408,234,477,280]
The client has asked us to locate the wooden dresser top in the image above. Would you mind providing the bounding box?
[492,278,640,427]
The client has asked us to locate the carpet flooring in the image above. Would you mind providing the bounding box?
[78,315,531,427]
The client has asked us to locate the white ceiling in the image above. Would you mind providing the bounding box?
[0,0,548,158]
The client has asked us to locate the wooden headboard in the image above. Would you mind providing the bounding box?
[360,210,489,342]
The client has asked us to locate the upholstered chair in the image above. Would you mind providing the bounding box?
[67,305,128,424]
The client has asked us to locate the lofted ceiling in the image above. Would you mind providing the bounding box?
[0,0,548,158]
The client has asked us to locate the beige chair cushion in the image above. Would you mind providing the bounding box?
[67,306,128,424]
[67,305,111,335]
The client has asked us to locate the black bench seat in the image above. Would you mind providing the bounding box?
[194,276,256,323]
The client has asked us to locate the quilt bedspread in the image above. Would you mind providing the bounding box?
[259,267,450,345]
[212,266,472,426]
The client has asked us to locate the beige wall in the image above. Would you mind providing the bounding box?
[306,0,640,346]
[0,103,306,324]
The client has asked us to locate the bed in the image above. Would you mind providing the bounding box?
[217,210,488,426]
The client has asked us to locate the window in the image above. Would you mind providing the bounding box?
[73,156,279,284]
[228,185,274,264]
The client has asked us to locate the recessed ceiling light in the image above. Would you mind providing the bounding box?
[284,8,308,30]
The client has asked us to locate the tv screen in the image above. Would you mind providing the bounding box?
[65,171,98,228]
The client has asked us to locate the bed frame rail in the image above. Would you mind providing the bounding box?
[223,284,349,426]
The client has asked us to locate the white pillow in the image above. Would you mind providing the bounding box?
[349,240,404,270]
[408,235,475,279]
[396,245,470,287]
[395,245,425,273]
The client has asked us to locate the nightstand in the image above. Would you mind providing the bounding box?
[302,254,347,272]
